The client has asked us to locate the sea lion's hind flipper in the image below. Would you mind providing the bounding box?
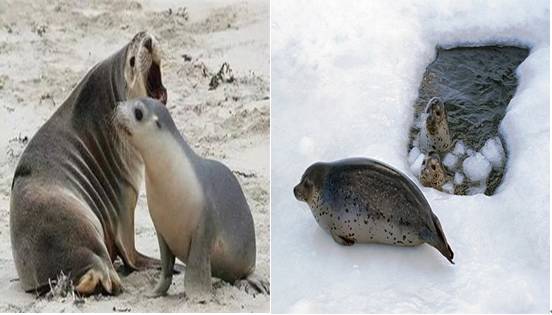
[75,257,122,295]
[235,274,270,295]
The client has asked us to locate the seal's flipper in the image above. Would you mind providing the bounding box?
[331,233,355,246]
[421,213,454,264]
[148,233,175,298]
[430,213,454,264]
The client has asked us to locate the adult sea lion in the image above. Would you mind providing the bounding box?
[10,31,167,295]
[293,158,454,264]
[113,97,267,299]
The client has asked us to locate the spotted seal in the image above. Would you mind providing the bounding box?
[114,97,268,299]
[420,152,451,191]
[419,97,452,153]
[293,158,454,263]
[10,32,167,295]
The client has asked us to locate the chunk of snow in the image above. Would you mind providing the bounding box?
[462,153,492,182]
[467,183,487,195]
[466,148,475,157]
[454,172,465,185]
[443,153,459,170]
[442,181,454,194]
[453,140,466,156]
[410,153,425,177]
[408,147,421,165]
[481,137,505,169]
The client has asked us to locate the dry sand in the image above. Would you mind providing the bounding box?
[0,0,269,312]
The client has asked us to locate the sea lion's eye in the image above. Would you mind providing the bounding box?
[130,56,135,68]
[156,120,161,129]
[134,108,143,121]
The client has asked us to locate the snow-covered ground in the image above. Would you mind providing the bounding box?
[271,0,549,313]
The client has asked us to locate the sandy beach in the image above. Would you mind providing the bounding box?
[0,0,269,312]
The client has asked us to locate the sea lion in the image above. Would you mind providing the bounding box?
[419,97,452,153]
[113,97,267,299]
[293,158,454,263]
[10,31,167,295]
[420,152,450,191]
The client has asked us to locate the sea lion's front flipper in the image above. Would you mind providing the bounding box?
[116,200,161,270]
[184,217,213,301]
[148,233,175,298]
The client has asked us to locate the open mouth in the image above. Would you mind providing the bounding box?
[146,62,167,105]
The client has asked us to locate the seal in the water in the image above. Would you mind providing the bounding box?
[293,158,454,263]
[420,152,450,191]
[419,97,452,153]
[114,97,268,298]
[10,32,168,295]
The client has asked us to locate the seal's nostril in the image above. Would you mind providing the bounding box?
[144,38,153,52]
[293,186,300,199]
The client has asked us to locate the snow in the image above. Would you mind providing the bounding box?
[453,140,466,156]
[467,183,488,195]
[442,181,454,194]
[271,0,549,313]
[481,136,506,169]
[443,152,459,170]
[408,146,421,165]
[454,172,465,185]
[462,152,492,183]
[410,153,425,177]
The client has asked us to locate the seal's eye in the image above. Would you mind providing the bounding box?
[134,108,143,121]
[156,120,161,129]
[431,164,436,170]
[436,110,441,116]
[130,56,135,68]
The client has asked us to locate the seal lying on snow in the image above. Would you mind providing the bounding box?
[10,32,167,295]
[114,97,268,298]
[293,158,454,264]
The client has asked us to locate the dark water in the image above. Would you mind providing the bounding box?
[409,46,529,195]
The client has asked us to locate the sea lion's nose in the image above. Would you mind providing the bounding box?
[144,38,153,52]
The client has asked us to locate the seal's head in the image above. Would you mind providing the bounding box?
[420,151,447,189]
[294,162,328,204]
[114,97,177,153]
[124,32,167,105]
[425,97,446,134]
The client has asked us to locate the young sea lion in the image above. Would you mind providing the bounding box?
[114,97,268,299]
